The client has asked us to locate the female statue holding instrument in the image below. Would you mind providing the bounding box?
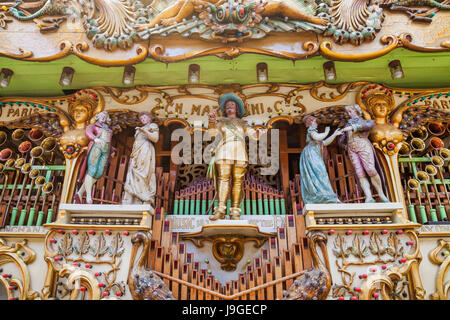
[123,112,159,209]
[299,115,343,204]
[74,111,115,204]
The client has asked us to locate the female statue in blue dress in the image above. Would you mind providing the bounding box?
[299,115,343,204]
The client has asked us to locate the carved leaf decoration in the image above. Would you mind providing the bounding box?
[90,233,107,256]
[73,244,79,255]
[387,233,399,257]
[362,246,370,257]
[332,248,342,258]
[82,240,90,254]
[350,246,359,257]
[332,285,348,298]
[343,248,352,258]
[369,233,386,255]
[387,247,395,257]
[108,234,124,257]
[60,234,73,256]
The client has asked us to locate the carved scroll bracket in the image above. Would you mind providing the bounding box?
[181,222,274,271]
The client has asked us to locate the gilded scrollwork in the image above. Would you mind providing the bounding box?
[0,238,39,300]
[320,34,400,62]
[429,239,450,300]
[183,234,267,271]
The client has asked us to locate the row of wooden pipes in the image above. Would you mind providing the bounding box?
[173,175,285,215]
[399,124,450,223]
[0,128,59,228]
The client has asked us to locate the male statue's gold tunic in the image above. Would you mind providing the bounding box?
[208,93,258,221]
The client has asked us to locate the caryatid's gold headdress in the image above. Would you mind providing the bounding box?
[358,84,395,119]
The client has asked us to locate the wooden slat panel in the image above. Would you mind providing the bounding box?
[170,233,178,258]
[190,269,198,300]
[147,239,159,270]
[205,276,213,300]
[178,243,186,265]
[160,220,172,249]
[163,253,172,287]
[292,243,304,273]
[114,155,128,202]
[247,270,256,300]
[225,282,231,297]
[171,259,180,299]
[283,250,293,289]
[286,215,297,247]
[151,209,163,243]
[327,158,337,192]
[213,280,221,300]
[154,246,164,273]
[180,264,189,300]
[277,227,287,256]
[239,274,247,300]
[335,154,346,200]
[264,262,274,300]
[232,280,238,300]
[269,237,278,261]
[301,237,312,269]
[294,212,306,243]
[274,256,283,300]
[197,273,205,300]
[255,267,264,300]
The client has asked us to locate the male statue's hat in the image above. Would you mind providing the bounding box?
[218,92,246,118]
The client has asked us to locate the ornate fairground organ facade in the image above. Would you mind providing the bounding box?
[0,0,448,301]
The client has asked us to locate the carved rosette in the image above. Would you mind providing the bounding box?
[0,238,39,300]
[42,228,129,300]
[60,142,83,160]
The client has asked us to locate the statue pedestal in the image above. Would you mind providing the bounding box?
[51,204,154,230]
[303,202,421,230]
[180,220,276,271]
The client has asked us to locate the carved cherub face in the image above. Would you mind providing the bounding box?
[72,105,90,124]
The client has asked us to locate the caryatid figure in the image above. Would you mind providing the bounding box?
[339,104,390,203]
[208,93,261,221]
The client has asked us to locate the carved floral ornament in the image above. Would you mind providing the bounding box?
[0,0,448,64]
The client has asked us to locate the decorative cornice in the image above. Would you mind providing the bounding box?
[73,43,148,67]
[319,35,399,62]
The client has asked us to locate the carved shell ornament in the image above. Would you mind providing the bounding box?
[0,0,449,49]
[137,0,329,42]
